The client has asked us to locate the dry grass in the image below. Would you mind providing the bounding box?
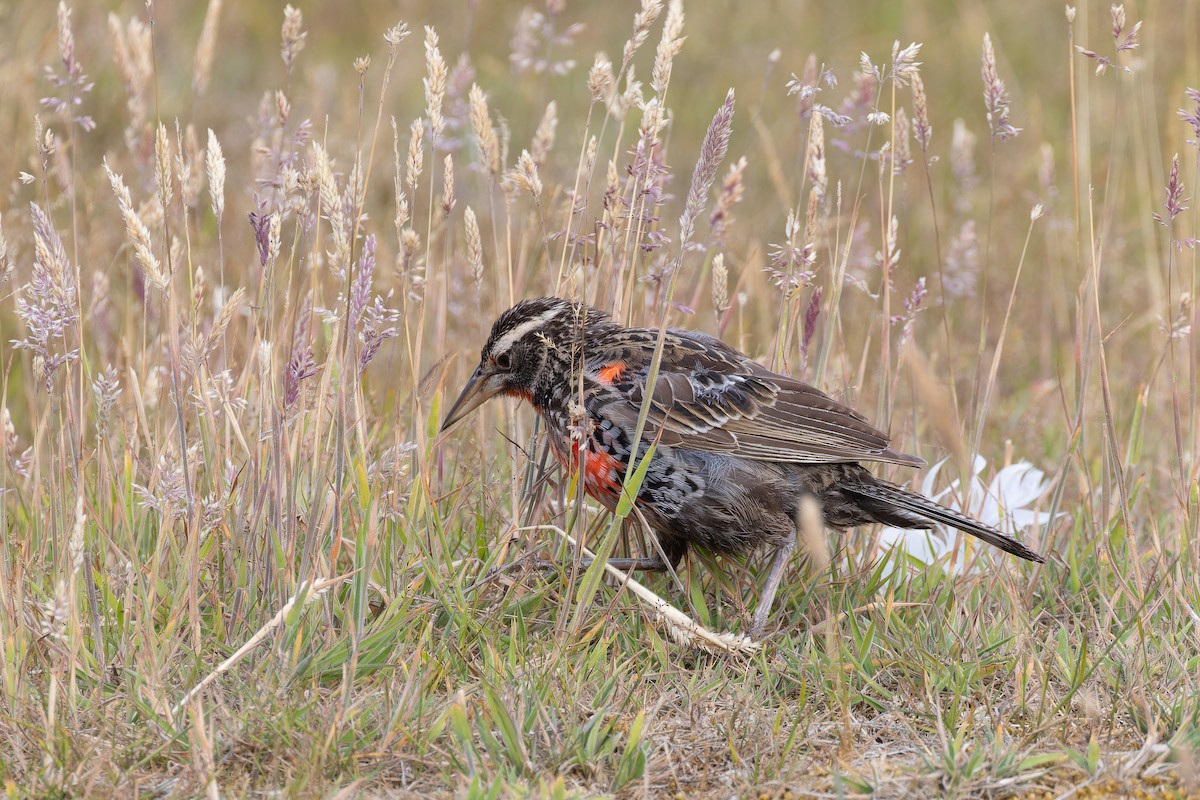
[0,0,1197,797]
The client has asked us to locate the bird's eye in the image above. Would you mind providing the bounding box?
[493,351,512,370]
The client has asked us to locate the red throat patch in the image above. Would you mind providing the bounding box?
[578,445,623,501]
[552,437,624,506]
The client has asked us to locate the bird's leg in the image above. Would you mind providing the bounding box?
[593,556,670,571]
[530,555,670,572]
[749,529,797,638]
[533,517,678,575]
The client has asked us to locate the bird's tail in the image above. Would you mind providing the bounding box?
[842,479,1045,563]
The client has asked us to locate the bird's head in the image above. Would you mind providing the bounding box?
[441,297,602,432]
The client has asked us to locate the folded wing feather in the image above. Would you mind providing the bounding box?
[605,328,926,468]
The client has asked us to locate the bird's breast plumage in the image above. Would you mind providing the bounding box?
[531,363,712,523]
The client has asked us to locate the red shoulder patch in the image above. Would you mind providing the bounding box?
[597,361,626,384]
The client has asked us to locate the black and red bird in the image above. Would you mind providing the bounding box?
[441,297,1045,636]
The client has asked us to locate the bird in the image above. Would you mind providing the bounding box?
[440,296,1045,637]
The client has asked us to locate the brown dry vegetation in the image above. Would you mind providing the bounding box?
[0,0,1198,797]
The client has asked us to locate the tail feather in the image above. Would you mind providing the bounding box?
[843,480,1045,563]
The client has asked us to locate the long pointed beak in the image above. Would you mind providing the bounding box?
[440,367,496,432]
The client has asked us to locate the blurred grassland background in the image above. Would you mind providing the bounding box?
[0,0,1198,797]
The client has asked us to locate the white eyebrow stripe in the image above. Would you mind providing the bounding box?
[491,305,564,355]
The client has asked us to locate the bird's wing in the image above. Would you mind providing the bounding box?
[591,328,925,468]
